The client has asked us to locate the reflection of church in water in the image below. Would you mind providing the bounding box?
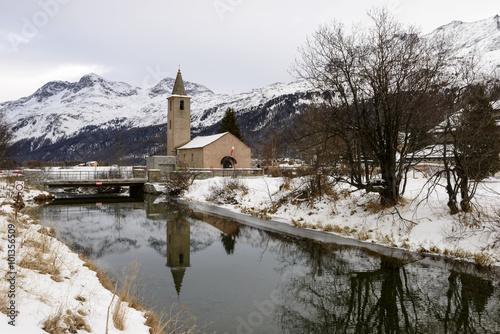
[166,216,191,296]
[165,211,241,296]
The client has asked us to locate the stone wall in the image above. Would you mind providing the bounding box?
[185,168,264,180]
[147,156,176,175]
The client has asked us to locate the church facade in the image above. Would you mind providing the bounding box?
[166,70,251,169]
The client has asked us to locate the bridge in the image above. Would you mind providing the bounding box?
[25,168,149,195]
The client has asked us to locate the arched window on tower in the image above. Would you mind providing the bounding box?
[180,100,184,110]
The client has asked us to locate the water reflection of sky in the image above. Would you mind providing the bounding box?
[36,199,500,334]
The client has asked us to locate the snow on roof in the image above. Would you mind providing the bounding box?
[177,132,228,150]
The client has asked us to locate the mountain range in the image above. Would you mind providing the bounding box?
[2,15,500,165]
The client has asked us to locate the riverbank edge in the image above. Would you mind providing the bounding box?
[0,188,163,333]
[176,196,500,275]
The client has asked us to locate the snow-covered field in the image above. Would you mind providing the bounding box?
[0,183,151,333]
[183,171,500,267]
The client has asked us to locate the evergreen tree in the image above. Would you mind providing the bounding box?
[456,85,500,179]
[448,84,500,212]
[218,108,245,142]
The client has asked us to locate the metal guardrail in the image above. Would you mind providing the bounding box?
[43,170,143,181]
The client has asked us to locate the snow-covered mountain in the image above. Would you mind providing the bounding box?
[2,15,500,164]
[1,70,315,163]
[425,15,500,72]
[3,73,310,144]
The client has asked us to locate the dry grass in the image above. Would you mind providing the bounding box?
[440,247,495,267]
[429,245,442,254]
[323,224,334,232]
[449,248,472,259]
[111,263,142,330]
[356,228,370,241]
[38,226,56,238]
[416,246,429,254]
[279,177,292,192]
[145,311,167,334]
[363,199,387,214]
[21,238,45,251]
[18,243,61,276]
[113,300,128,331]
[473,252,494,267]
[79,254,115,292]
[43,309,91,334]
[75,296,86,302]
[77,309,88,317]
[144,305,210,334]
[0,287,9,315]
[50,274,64,282]
[20,205,41,217]
[400,240,411,250]
[240,206,272,219]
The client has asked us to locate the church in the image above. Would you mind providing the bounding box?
[166,70,251,169]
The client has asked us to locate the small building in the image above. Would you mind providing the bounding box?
[165,70,251,169]
[177,132,251,169]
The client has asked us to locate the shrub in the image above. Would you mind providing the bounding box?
[206,178,248,205]
[165,171,198,196]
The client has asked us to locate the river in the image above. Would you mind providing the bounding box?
[34,195,500,334]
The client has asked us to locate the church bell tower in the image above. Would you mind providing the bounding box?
[167,70,191,156]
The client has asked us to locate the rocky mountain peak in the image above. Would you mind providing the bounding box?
[148,77,214,98]
[76,73,104,88]
[32,80,70,103]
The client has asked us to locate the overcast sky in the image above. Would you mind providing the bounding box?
[0,0,497,102]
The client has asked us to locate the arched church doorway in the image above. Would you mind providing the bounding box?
[221,156,237,169]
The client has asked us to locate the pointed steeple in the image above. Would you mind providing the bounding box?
[171,69,187,96]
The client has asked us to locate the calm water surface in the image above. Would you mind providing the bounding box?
[35,196,500,334]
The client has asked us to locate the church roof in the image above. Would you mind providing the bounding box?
[177,132,228,150]
[171,70,187,96]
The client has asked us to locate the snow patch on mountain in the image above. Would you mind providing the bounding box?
[425,15,500,71]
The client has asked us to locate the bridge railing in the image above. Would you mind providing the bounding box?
[44,170,141,181]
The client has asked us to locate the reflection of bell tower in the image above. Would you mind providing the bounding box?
[166,70,191,156]
[166,217,191,296]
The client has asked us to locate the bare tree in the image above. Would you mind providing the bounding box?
[293,9,449,206]
[290,103,344,197]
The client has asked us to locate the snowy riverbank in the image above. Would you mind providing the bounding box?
[182,172,500,268]
[0,183,152,333]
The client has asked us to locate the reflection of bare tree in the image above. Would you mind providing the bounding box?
[439,272,496,333]
[276,256,419,333]
[274,249,500,334]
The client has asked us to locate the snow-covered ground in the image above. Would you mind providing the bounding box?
[182,171,500,267]
[0,183,151,333]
